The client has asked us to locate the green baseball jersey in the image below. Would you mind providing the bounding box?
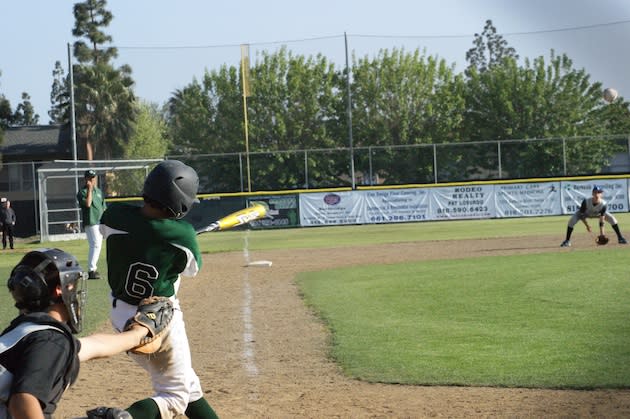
[100,203,202,305]
[77,186,106,226]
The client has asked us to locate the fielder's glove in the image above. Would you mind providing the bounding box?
[86,407,132,419]
[596,235,610,245]
[124,296,174,354]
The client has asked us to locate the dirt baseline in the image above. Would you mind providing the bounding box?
[59,235,630,418]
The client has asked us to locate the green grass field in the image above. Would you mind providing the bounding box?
[2,214,629,389]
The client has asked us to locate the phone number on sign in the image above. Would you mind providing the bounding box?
[436,207,488,214]
[370,214,426,222]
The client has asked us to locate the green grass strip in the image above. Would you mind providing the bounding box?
[297,249,630,389]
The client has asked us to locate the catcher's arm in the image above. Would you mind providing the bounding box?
[78,327,148,362]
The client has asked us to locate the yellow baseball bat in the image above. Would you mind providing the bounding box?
[196,203,268,234]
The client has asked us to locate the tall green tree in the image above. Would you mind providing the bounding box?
[125,102,169,159]
[247,48,343,189]
[0,70,6,145]
[351,48,465,184]
[49,61,70,124]
[12,93,39,125]
[167,48,344,191]
[110,102,169,195]
[465,19,518,76]
[463,51,628,177]
[70,0,136,159]
[0,96,11,129]
[167,68,243,192]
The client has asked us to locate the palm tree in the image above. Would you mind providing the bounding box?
[74,63,136,159]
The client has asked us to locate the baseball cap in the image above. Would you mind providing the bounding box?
[592,185,604,193]
[84,169,97,178]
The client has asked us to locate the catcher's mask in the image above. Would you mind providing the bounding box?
[7,248,87,333]
[142,160,200,219]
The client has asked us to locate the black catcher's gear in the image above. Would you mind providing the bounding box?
[142,160,200,219]
[7,248,87,333]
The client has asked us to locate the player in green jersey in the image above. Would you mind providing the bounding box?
[100,160,218,419]
[77,170,107,279]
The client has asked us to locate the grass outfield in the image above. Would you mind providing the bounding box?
[297,250,630,389]
[1,214,629,389]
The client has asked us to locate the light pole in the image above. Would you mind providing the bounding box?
[344,32,356,189]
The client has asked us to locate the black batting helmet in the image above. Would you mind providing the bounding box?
[7,248,87,333]
[142,160,200,219]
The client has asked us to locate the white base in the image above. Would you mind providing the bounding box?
[245,260,273,267]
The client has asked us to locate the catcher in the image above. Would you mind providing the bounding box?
[560,185,628,247]
[0,248,173,419]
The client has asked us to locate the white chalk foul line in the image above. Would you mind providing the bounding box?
[242,230,259,378]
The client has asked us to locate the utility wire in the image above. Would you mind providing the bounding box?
[115,18,630,50]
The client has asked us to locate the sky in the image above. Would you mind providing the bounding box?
[2,0,630,123]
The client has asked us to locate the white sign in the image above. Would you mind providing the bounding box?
[561,179,628,214]
[364,188,430,224]
[495,182,562,217]
[428,185,496,219]
[299,191,365,226]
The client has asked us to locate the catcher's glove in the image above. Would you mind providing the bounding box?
[124,296,174,354]
[596,235,610,245]
[86,406,132,419]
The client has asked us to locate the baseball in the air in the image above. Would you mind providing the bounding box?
[603,87,618,103]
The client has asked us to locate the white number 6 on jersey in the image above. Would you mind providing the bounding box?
[125,262,158,299]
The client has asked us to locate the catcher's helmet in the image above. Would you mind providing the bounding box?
[142,160,200,219]
[7,248,87,333]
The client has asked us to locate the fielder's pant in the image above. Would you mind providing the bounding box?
[567,211,619,228]
[85,224,103,272]
[110,296,205,419]
[2,224,14,249]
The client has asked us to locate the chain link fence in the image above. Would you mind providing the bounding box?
[0,135,628,238]
[171,134,630,193]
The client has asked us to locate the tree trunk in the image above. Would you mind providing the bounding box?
[86,140,94,161]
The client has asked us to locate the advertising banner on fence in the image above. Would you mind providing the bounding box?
[561,179,628,214]
[247,195,299,229]
[299,191,365,226]
[495,182,562,218]
[364,188,430,224]
[428,185,496,219]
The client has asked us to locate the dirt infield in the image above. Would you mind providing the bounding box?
[58,234,630,418]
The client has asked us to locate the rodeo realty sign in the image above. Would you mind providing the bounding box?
[298,179,630,227]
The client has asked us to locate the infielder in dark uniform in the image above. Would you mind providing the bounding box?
[100,160,219,419]
[0,248,152,419]
[561,185,628,247]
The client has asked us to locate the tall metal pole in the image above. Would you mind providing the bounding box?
[241,44,252,192]
[68,43,80,226]
[68,43,78,163]
[344,32,356,189]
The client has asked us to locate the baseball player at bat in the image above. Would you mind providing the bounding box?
[560,185,628,247]
[0,248,156,419]
[99,160,219,419]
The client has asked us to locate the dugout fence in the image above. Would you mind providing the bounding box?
[37,159,162,242]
